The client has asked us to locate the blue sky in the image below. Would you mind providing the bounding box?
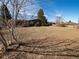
[38,0,79,22]
[0,0,79,23]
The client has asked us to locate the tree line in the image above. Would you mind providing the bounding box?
[0,4,52,28]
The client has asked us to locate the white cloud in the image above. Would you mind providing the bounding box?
[56,13,62,17]
[26,13,32,15]
[45,15,48,18]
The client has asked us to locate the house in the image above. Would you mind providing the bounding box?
[15,19,41,27]
[29,19,41,26]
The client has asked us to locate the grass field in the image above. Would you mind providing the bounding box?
[15,25,79,41]
[2,25,79,59]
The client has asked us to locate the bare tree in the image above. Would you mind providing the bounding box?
[0,0,79,59]
[0,0,35,54]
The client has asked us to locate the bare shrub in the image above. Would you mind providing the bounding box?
[57,23,67,27]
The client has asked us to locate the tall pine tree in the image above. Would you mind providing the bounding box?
[38,9,47,26]
[0,4,11,22]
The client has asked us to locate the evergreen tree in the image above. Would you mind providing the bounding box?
[0,4,11,22]
[37,9,47,26]
[38,9,44,18]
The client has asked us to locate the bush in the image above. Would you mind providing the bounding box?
[29,19,41,27]
[47,22,52,26]
[15,19,52,27]
[22,21,30,27]
[58,23,67,27]
[29,21,35,26]
[15,20,30,27]
[35,22,41,26]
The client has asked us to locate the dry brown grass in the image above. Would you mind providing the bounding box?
[15,25,79,41]
[2,25,79,59]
